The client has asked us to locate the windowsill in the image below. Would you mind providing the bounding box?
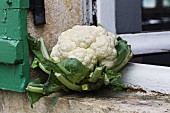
[119,31,170,55]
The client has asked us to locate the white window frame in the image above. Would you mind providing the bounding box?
[96,0,170,94]
[97,0,170,55]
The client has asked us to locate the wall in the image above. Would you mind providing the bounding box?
[27,0,86,86]
[27,0,83,51]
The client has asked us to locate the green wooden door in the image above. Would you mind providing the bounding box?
[0,0,29,92]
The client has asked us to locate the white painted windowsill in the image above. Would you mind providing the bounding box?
[121,63,170,94]
[119,32,170,94]
[120,31,170,55]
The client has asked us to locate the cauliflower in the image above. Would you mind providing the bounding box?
[50,25,118,70]
[27,27,133,103]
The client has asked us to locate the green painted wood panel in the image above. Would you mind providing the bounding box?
[0,63,29,92]
[0,0,29,9]
[22,36,30,92]
[0,10,6,36]
[0,3,29,92]
[7,9,28,40]
[0,39,23,64]
[0,9,28,40]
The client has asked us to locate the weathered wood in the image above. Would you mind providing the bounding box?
[120,63,170,94]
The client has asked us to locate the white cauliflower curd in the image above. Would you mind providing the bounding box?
[50,25,118,70]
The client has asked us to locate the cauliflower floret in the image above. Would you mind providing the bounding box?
[50,25,118,70]
[90,35,117,68]
[50,45,61,62]
[68,48,97,69]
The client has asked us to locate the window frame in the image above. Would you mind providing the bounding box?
[95,0,170,94]
[96,0,170,55]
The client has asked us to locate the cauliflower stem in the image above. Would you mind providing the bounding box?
[55,73,82,91]
[88,67,104,83]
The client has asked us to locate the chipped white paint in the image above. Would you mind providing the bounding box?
[120,63,170,94]
[120,31,170,55]
[97,0,116,33]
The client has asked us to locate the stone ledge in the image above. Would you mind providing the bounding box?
[0,89,169,113]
